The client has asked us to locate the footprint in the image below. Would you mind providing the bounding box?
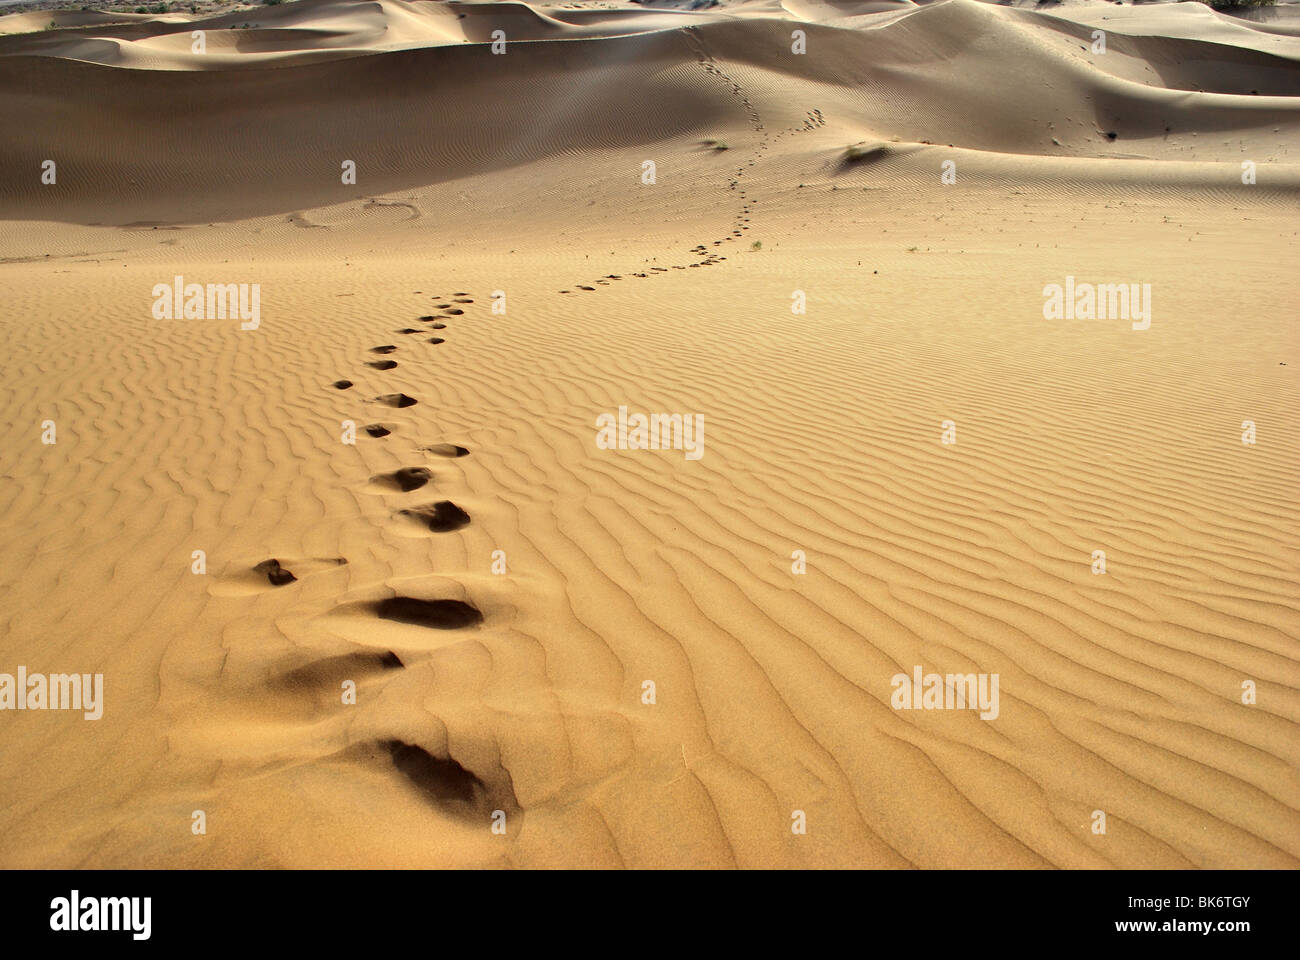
[427,337,445,345]
[368,360,398,370]
[434,304,452,309]
[428,322,446,329]
[375,394,417,408]
[453,298,473,304]
[424,443,469,458]
[365,424,392,438]
[254,558,297,586]
[396,328,420,334]
[211,556,347,596]
[377,739,521,824]
[375,597,483,630]
[332,380,353,390]
[400,500,471,533]
[370,345,398,354]
[384,740,486,806]
[370,466,431,492]
[442,308,464,315]
[272,650,403,693]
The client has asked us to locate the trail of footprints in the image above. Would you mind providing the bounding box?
[559,32,823,296]
[274,292,482,602]
[307,290,480,618]
[230,291,512,818]
[233,33,833,820]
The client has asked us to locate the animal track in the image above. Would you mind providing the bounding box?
[400,500,471,533]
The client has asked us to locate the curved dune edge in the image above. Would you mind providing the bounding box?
[0,0,1296,868]
[1,0,1298,225]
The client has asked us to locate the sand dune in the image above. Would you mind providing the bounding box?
[0,0,1297,868]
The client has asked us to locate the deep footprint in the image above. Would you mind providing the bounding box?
[401,500,471,532]
[332,380,353,390]
[424,443,469,458]
[374,597,483,629]
[275,650,403,691]
[375,394,417,407]
[368,360,398,370]
[365,424,392,438]
[371,466,432,492]
[384,740,485,805]
[370,345,398,354]
[253,558,297,586]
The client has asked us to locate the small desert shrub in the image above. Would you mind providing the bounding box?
[1194,0,1274,7]
[750,241,762,251]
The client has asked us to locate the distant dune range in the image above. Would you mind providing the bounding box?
[2,0,1299,220]
[0,0,1297,867]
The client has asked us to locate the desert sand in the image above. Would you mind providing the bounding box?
[0,0,1297,868]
